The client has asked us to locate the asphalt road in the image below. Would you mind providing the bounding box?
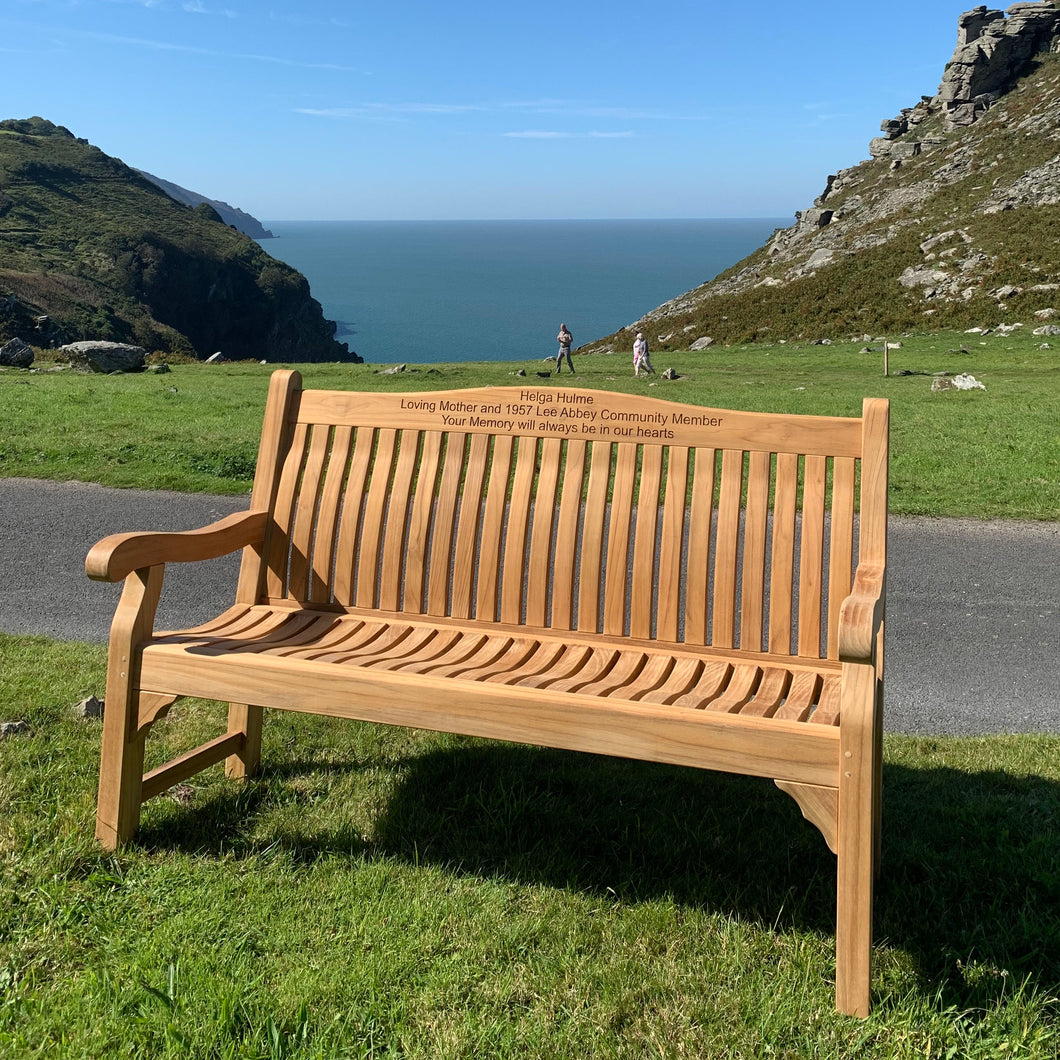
[1,477,1056,736]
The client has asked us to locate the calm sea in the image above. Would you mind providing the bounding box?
[262,219,787,364]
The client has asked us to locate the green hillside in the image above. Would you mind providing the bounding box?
[0,117,356,362]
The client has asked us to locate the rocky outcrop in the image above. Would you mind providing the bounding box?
[866,3,1060,156]
[939,2,1060,127]
[592,3,1060,350]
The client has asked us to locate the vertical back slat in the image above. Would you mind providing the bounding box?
[603,443,638,636]
[237,369,302,605]
[501,437,539,624]
[355,429,398,609]
[798,454,828,656]
[739,450,772,651]
[450,433,491,619]
[288,424,333,602]
[577,441,612,634]
[768,452,799,654]
[827,456,857,659]
[684,447,716,644]
[712,449,744,649]
[630,445,663,639]
[475,434,513,621]
[308,425,354,604]
[426,433,468,616]
[265,421,309,601]
[332,427,375,606]
[378,430,420,611]
[526,438,563,627]
[403,431,443,612]
[550,440,587,631]
[657,447,689,642]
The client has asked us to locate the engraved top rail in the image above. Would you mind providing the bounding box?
[295,387,865,458]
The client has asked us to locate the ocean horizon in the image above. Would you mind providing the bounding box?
[262,218,788,364]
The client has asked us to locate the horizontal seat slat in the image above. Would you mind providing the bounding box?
[441,637,540,682]
[516,644,594,689]
[418,634,503,678]
[484,640,567,685]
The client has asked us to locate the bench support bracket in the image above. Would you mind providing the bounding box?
[775,780,838,854]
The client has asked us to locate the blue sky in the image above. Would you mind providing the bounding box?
[4,0,969,221]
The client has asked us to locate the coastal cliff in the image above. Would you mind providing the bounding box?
[0,117,358,363]
[135,170,275,240]
[588,2,1060,351]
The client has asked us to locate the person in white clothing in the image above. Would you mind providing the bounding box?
[633,332,655,376]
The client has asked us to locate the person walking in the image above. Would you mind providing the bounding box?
[633,332,655,376]
[556,323,575,374]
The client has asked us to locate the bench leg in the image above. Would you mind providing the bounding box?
[835,661,879,1017]
[95,567,163,850]
[225,703,263,779]
[95,681,147,850]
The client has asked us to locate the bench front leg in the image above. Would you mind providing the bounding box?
[835,659,879,1017]
[95,565,164,850]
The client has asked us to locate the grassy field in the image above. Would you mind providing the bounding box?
[1,330,1058,519]
[1,633,1058,1059]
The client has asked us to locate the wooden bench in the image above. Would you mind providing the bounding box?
[87,370,888,1016]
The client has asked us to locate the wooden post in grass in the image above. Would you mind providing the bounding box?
[883,337,889,377]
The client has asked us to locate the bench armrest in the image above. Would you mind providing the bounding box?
[837,564,885,662]
[86,510,269,583]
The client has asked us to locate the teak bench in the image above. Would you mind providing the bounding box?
[88,371,888,1016]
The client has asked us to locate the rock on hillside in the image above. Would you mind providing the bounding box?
[0,117,358,363]
[589,2,1060,352]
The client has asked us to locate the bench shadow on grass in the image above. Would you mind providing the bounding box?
[139,742,1060,1012]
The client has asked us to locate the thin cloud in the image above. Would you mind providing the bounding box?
[297,102,488,118]
[503,131,574,139]
[296,98,706,124]
[183,1,237,15]
[269,12,356,30]
[83,31,359,71]
[503,130,634,139]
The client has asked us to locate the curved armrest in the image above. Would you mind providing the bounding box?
[86,510,269,583]
[837,564,886,662]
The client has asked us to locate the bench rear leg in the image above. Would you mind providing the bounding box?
[225,703,263,778]
[835,661,879,1017]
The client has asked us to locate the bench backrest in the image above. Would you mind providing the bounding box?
[237,371,888,661]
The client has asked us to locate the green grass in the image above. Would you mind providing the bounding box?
[1,633,1058,1058]
[2,330,1058,519]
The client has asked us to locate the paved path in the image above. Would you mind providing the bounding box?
[1,478,1056,736]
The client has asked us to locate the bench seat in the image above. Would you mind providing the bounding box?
[149,605,843,725]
